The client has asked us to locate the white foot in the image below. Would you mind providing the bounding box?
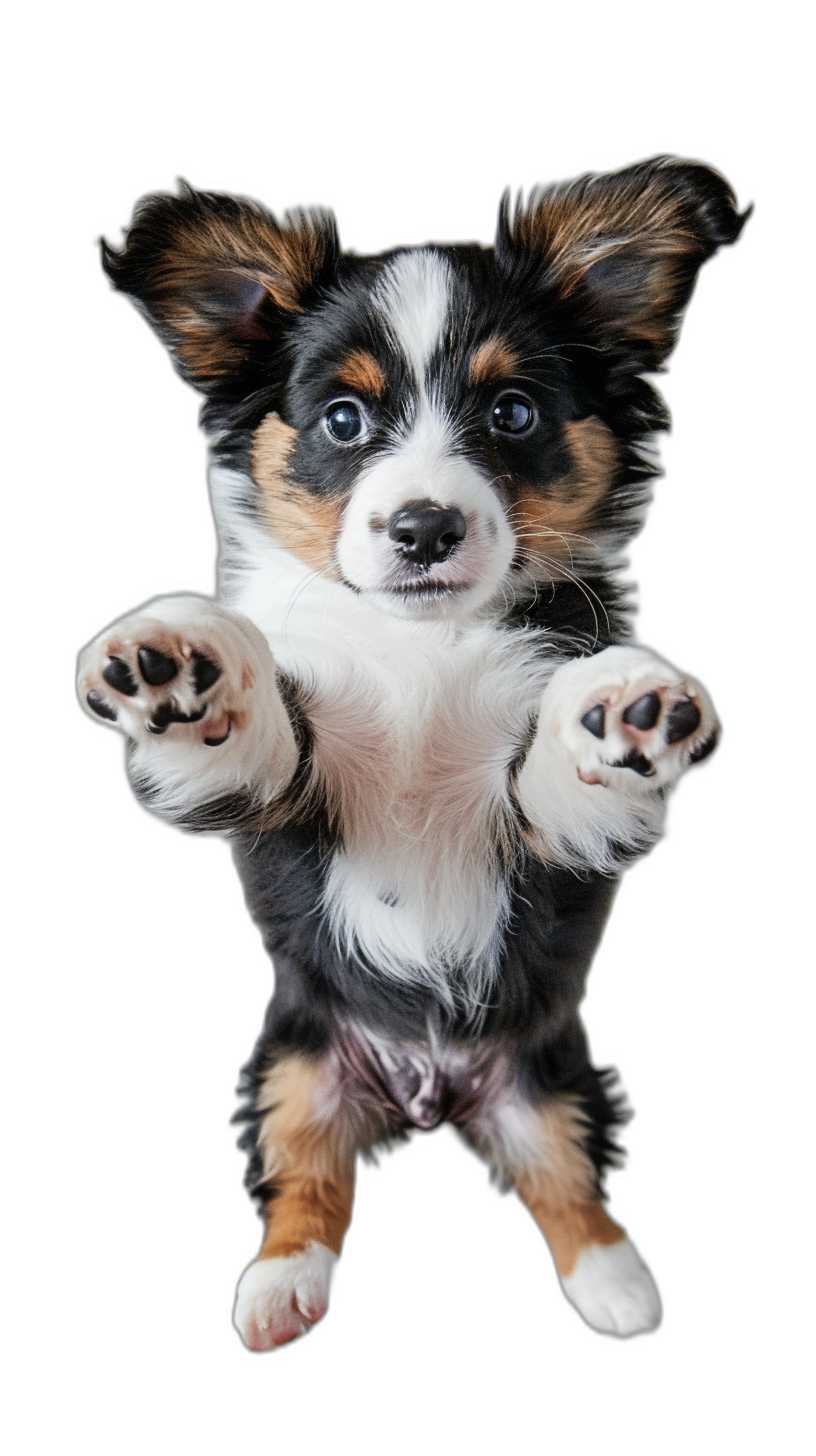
[232,1243,336,1351]
[560,1238,662,1337]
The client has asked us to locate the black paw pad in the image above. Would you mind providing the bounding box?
[102,656,138,697]
[87,690,117,722]
[666,698,702,744]
[618,748,656,777]
[192,653,221,695]
[581,704,606,739]
[689,729,718,764]
[138,646,178,686]
[623,691,661,730]
[146,700,207,735]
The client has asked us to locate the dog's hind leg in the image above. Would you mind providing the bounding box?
[460,1024,661,1338]
[232,1048,392,1352]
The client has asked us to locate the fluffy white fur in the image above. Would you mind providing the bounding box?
[80,501,715,1007]
[560,1238,662,1337]
[233,1243,336,1351]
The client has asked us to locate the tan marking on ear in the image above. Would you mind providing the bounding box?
[509,416,618,570]
[509,159,737,354]
[513,1097,625,1277]
[468,336,521,385]
[254,1053,356,1260]
[251,412,343,575]
[336,349,386,397]
[106,193,337,387]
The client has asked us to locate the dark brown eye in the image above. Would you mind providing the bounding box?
[325,401,364,443]
[492,394,535,434]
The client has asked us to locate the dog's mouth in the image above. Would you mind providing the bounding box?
[387,577,468,598]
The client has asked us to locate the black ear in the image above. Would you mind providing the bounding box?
[101,183,340,399]
[497,156,749,368]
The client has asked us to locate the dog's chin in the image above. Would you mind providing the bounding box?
[361,578,488,622]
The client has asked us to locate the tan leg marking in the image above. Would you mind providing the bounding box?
[514,1099,626,1278]
[254,1053,356,1260]
[251,413,344,574]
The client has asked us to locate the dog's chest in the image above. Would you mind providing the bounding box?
[293,624,549,988]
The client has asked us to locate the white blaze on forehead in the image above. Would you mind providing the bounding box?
[374,250,451,383]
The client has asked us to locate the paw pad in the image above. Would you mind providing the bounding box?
[85,638,230,746]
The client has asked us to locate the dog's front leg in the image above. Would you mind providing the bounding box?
[78,595,299,829]
[515,645,720,873]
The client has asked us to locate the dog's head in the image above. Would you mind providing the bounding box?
[103,159,746,621]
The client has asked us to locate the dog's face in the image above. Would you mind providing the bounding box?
[104,160,745,621]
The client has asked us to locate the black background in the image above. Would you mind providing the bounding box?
[60,102,763,1421]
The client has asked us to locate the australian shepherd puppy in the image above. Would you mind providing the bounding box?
[78,157,746,1349]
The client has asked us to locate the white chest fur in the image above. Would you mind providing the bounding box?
[219,502,553,1007]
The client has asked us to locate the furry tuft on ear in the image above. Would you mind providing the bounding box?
[497,156,749,368]
[101,183,340,398]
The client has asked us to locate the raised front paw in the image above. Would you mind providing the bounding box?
[558,645,719,792]
[78,596,260,747]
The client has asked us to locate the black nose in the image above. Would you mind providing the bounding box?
[386,500,467,567]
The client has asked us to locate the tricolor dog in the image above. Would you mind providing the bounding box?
[78,158,746,1348]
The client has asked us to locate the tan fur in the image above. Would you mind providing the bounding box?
[335,349,386,397]
[514,1099,625,1277]
[255,1054,356,1259]
[509,416,618,566]
[251,412,344,574]
[511,160,713,350]
[142,203,334,381]
[520,1194,626,1277]
[468,336,520,385]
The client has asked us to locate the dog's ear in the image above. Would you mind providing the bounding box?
[101,184,339,400]
[497,157,748,368]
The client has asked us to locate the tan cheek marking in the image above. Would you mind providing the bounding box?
[251,412,343,576]
[514,1098,625,1277]
[255,1054,356,1260]
[510,416,618,569]
[335,349,386,397]
[468,336,521,385]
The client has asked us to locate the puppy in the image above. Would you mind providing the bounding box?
[78,157,746,1348]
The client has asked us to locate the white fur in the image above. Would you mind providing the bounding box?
[560,1238,662,1337]
[516,645,718,872]
[233,1243,336,1351]
[78,593,298,820]
[336,402,517,619]
[373,249,451,383]
[84,468,714,1004]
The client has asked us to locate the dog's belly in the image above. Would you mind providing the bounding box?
[334,1022,510,1128]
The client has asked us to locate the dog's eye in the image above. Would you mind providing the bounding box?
[491,394,535,435]
[325,401,364,443]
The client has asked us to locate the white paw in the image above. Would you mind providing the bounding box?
[78,595,264,747]
[232,1243,336,1352]
[560,1238,662,1337]
[552,646,719,793]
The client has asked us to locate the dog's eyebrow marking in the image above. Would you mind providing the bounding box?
[335,349,386,398]
[468,336,521,385]
[373,250,451,384]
